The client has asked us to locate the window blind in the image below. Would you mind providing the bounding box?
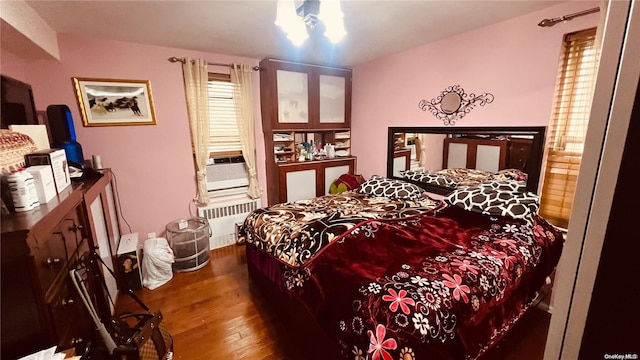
[207,73,242,156]
[539,28,598,229]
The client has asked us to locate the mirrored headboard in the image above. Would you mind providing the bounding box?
[387,126,546,193]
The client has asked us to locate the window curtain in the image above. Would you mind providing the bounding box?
[231,64,263,199]
[182,58,210,204]
[417,134,426,169]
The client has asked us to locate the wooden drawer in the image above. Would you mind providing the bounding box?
[59,208,88,263]
[33,207,89,295]
[48,276,92,351]
[32,234,68,294]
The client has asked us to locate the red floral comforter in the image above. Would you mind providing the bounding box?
[251,205,563,359]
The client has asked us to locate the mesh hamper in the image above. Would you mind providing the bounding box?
[165,217,211,272]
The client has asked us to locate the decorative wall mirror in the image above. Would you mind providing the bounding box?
[387,126,546,194]
[418,85,494,125]
[440,92,462,114]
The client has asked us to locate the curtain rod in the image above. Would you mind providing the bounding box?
[168,56,260,71]
[538,7,600,27]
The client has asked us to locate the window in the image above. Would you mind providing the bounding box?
[207,73,242,156]
[539,28,599,229]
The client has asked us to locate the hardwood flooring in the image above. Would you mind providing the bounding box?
[116,245,551,360]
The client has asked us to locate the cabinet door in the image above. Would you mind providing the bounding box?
[262,59,351,130]
[88,194,118,315]
[283,168,318,203]
[316,67,351,129]
[324,161,354,195]
[319,74,346,124]
[277,69,309,125]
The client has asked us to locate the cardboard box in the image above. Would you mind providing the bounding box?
[25,165,57,204]
[25,149,71,194]
[117,233,143,291]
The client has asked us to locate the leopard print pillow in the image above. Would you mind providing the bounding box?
[358,175,424,200]
[444,184,539,222]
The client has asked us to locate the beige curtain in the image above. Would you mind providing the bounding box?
[182,58,210,204]
[231,64,263,199]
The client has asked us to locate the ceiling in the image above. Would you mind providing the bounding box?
[23,0,563,68]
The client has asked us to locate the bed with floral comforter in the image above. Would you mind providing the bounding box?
[244,188,563,359]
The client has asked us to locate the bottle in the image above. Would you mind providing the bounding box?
[7,169,33,212]
[23,169,40,209]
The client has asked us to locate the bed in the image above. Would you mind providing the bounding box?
[242,176,563,360]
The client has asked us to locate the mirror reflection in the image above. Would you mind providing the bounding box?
[388,127,546,194]
[440,92,462,114]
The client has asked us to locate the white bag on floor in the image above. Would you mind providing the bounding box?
[142,237,175,290]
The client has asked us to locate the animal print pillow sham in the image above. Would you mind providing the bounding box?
[399,169,459,188]
[357,175,424,200]
[400,168,527,191]
[444,183,539,222]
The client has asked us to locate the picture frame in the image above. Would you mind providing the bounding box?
[73,77,157,126]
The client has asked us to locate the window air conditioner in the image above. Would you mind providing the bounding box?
[206,156,248,196]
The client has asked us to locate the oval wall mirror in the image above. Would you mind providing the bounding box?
[440,92,462,114]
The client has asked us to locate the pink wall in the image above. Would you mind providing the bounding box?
[3,1,599,236]
[351,1,600,178]
[1,49,28,81]
[13,34,267,237]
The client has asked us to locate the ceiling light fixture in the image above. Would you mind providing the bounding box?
[275,0,346,46]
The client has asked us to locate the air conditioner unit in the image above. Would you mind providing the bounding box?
[206,156,248,195]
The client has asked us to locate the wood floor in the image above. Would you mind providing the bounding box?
[116,245,551,360]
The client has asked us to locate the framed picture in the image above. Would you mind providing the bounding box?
[73,77,157,126]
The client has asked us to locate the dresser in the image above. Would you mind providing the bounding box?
[1,172,119,359]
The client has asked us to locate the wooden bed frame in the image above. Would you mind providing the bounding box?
[246,244,552,359]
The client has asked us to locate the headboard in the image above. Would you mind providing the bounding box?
[386,126,546,194]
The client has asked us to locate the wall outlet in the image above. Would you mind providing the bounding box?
[147,232,156,239]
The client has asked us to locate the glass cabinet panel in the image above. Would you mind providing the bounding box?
[319,74,346,123]
[277,70,309,123]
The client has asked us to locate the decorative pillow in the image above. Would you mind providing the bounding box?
[329,174,365,194]
[444,184,539,222]
[477,179,527,193]
[400,169,459,188]
[0,130,37,175]
[358,175,424,200]
[491,168,528,182]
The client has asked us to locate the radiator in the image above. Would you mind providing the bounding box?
[197,197,261,250]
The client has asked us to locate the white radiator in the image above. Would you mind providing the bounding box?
[197,197,261,250]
